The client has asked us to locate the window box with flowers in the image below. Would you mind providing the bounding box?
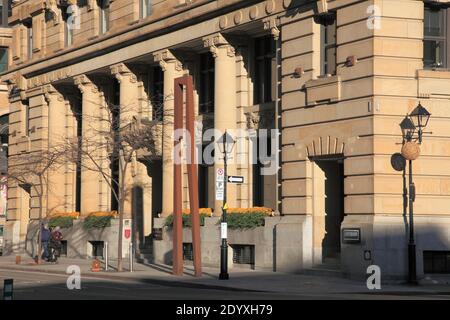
[48,212,80,229]
[226,207,274,230]
[164,207,274,230]
[164,208,213,228]
[83,211,118,230]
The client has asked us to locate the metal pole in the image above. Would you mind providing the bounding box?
[129,243,134,273]
[408,159,417,284]
[104,242,108,271]
[219,133,229,280]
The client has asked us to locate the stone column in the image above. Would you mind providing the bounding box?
[153,50,183,217]
[64,98,77,212]
[203,33,238,214]
[111,63,141,219]
[43,85,67,214]
[74,75,103,215]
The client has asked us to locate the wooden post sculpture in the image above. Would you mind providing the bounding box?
[173,75,202,277]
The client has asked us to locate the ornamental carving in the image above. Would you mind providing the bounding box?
[263,18,280,40]
[110,63,138,84]
[153,50,183,72]
[245,110,275,130]
[203,33,236,58]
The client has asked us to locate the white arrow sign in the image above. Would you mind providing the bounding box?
[227,176,244,184]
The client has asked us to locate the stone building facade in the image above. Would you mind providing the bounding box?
[0,0,12,255]
[2,0,450,278]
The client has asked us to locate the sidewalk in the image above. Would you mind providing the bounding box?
[0,255,449,296]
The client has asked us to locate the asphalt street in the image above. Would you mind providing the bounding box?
[1,269,450,300]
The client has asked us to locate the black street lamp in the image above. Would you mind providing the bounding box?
[409,102,431,144]
[400,102,431,284]
[217,131,235,280]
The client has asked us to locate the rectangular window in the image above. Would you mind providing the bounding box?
[0,48,8,73]
[140,0,152,19]
[62,7,73,47]
[183,243,193,261]
[254,36,276,105]
[0,0,9,27]
[60,240,68,256]
[99,0,110,34]
[25,22,33,60]
[24,101,30,136]
[199,52,215,114]
[232,244,255,265]
[316,13,337,76]
[0,1,3,26]
[424,5,450,68]
[90,241,104,258]
[424,251,450,274]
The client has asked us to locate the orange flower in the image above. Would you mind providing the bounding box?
[49,212,80,219]
[227,207,273,216]
[88,211,118,218]
[181,208,213,217]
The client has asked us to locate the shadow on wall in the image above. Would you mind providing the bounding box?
[342,218,450,281]
[285,0,320,18]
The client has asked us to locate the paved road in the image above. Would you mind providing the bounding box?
[1,269,450,300]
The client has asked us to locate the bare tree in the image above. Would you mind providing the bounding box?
[5,148,63,263]
[63,94,169,272]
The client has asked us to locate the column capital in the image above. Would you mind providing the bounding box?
[43,84,64,103]
[74,74,99,94]
[110,63,138,84]
[203,33,236,58]
[263,17,280,40]
[153,49,183,72]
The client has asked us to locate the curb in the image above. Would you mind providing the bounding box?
[0,265,266,293]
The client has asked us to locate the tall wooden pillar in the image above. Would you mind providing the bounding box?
[173,75,202,277]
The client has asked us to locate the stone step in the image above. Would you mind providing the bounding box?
[136,256,154,265]
[138,248,153,254]
[302,265,344,278]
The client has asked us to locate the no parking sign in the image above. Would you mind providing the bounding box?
[216,168,225,201]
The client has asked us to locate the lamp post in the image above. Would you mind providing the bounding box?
[399,102,431,284]
[217,131,235,280]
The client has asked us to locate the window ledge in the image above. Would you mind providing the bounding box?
[417,69,450,98]
[304,75,341,105]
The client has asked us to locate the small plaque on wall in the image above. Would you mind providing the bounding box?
[153,228,163,241]
[342,228,361,244]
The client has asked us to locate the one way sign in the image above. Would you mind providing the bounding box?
[227,176,244,184]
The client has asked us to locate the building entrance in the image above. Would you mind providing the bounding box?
[312,157,345,266]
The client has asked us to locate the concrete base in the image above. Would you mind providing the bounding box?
[152,215,308,272]
[11,218,134,260]
[2,220,22,255]
[341,215,450,280]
